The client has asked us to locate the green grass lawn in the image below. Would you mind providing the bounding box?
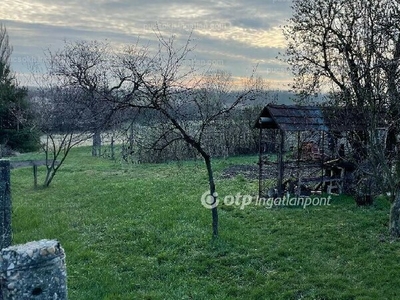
[9,147,400,299]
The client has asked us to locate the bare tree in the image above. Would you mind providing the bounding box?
[46,40,119,157]
[53,33,263,237]
[283,0,400,236]
[111,34,263,237]
[29,80,94,187]
[45,31,264,236]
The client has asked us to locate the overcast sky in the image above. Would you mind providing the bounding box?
[1,0,293,89]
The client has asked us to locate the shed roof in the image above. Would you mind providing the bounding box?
[255,103,375,132]
[255,104,329,131]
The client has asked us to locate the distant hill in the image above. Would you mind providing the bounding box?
[253,90,296,105]
[26,86,325,109]
[251,90,327,106]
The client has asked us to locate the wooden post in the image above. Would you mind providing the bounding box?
[296,131,301,197]
[0,160,12,249]
[33,164,38,188]
[297,131,301,170]
[258,123,263,198]
[321,131,325,192]
[277,130,285,195]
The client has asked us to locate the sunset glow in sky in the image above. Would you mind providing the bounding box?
[1,0,293,89]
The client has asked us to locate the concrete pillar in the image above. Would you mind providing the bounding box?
[0,240,67,299]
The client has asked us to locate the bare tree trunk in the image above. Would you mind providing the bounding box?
[389,191,400,237]
[110,136,115,160]
[44,168,54,187]
[44,136,53,187]
[129,124,134,150]
[42,133,76,187]
[204,155,218,238]
[92,131,101,157]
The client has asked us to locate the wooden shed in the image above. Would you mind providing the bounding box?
[254,104,373,198]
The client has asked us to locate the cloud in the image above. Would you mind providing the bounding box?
[1,0,293,89]
[230,18,271,30]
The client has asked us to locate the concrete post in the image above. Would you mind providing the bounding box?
[0,240,68,299]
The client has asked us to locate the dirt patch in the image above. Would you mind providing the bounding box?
[220,164,259,180]
[220,161,323,181]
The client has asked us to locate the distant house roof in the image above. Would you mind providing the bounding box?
[254,103,373,132]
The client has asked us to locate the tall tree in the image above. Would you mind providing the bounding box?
[283,0,400,236]
[0,23,12,75]
[0,23,39,156]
